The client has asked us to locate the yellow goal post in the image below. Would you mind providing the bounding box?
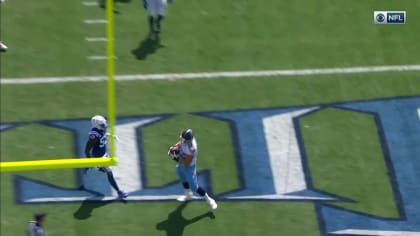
[0,0,117,172]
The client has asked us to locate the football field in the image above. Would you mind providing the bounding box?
[1,0,420,235]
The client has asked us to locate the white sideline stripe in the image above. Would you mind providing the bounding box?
[1,65,420,85]
[84,19,107,24]
[87,56,116,60]
[85,37,107,42]
[25,194,333,202]
[223,194,336,200]
[82,1,98,6]
[331,229,420,236]
[25,195,202,202]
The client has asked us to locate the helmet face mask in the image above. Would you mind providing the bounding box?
[180,129,193,144]
[91,115,108,130]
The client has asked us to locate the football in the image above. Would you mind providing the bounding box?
[169,144,180,155]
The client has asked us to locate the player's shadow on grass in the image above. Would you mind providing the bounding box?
[156,202,215,236]
[73,196,126,220]
[131,36,164,60]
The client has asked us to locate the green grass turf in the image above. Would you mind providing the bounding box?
[2,0,420,77]
[2,0,420,235]
[0,198,319,236]
[1,72,419,122]
[1,0,105,77]
[0,124,76,188]
[300,108,398,217]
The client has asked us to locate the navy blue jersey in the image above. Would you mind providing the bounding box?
[88,128,107,157]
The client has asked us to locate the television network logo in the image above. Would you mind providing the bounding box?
[374,11,406,24]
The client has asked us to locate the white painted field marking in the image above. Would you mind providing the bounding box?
[331,229,420,236]
[2,65,420,85]
[87,56,117,60]
[85,37,107,42]
[82,1,98,6]
[24,195,201,202]
[417,108,420,121]
[84,19,107,24]
[263,107,318,194]
[113,118,161,193]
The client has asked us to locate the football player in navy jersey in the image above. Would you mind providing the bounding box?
[168,129,217,210]
[84,115,128,199]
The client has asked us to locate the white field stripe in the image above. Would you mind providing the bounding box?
[417,108,420,121]
[84,19,107,24]
[264,107,318,194]
[222,194,336,201]
[331,229,420,236]
[82,1,98,6]
[25,195,202,203]
[85,37,107,42]
[114,118,161,192]
[1,65,420,85]
[87,56,117,60]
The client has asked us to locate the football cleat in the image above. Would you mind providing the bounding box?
[206,197,218,210]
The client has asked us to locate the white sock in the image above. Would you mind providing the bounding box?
[204,193,212,201]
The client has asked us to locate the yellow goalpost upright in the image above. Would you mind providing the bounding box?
[0,0,117,172]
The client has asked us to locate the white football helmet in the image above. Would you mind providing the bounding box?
[91,115,108,130]
[180,129,194,144]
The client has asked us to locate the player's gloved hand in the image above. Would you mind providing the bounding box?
[168,0,173,4]
[143,0,147,9]
[105,132,120,142]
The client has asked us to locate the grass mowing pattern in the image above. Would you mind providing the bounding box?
[2,73,420,122]
[0,124,76,188]
[300,107,398,217]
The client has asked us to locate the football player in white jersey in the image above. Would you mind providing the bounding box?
[168,129,218,210]
[28,212,47,236]
[143,0,172,40]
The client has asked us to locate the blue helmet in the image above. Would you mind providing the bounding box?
[181,129,194,141]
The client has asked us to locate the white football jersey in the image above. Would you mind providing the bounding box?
[179,138,198,166]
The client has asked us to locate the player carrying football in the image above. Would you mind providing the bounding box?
[84,115,128,199]
[168,129,218,210]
